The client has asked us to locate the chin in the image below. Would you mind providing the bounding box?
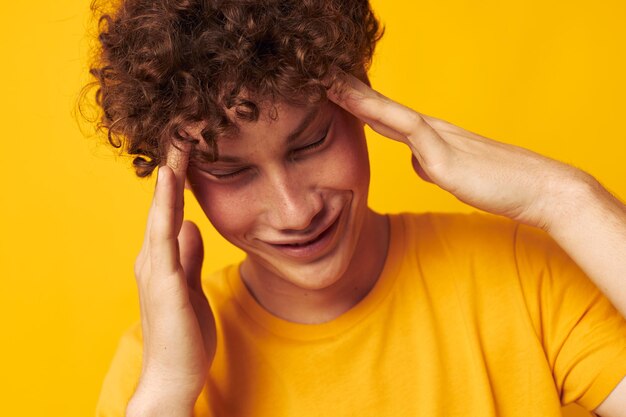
[278,205,368,292]
[280,259,353,291]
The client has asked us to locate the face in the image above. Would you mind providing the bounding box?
[186,100,372,292]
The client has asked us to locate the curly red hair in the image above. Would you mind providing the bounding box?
[85,0,383,176]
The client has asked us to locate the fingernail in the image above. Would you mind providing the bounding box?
[156,166,164,186]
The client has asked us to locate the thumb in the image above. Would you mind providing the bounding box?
[178,220,205,292]
[411,154,435,184]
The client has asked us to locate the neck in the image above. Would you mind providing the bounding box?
[241,209,390,324]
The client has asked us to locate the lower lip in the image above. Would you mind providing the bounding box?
[268,215,341,260]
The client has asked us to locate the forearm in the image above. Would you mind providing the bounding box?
[329,74,626,316]
[545,172,626,318]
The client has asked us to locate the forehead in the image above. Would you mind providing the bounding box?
[187,100,332,157]
[241,98,337,131]
[233,101,323,135]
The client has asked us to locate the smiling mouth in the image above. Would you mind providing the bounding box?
[266,213,342,258]
[279,219,336,247]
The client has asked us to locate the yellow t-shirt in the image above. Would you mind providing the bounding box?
[96,213,626,416]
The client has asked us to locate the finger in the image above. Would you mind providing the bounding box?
[178,220,204,291]
[149,165,180,274]
[328,75,407,142]
[138,197,157,264]
[328,74,450,165]
[165,140,193,227]
[328,74,419,137]
[165,140,192,192]
[141,140,193,256]
[179,220,215,360]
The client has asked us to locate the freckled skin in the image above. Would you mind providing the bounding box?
[186,101,388,323]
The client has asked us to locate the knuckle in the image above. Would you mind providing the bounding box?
[149,220,165,246]
[133,259,148,282]
[137,245,148,261]
[148,231,160,247]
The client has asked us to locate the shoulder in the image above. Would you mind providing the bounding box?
[394,211,517,238]
[386,212,526,310]
[387,211,589,314]
[391,211,592,290]
[391,211,520,259]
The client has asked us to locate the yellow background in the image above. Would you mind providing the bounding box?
[1,1,624,416]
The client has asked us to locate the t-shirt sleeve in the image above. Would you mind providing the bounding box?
[96,322,143,417]
[514,223,626,410]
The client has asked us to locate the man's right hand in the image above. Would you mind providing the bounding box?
[127,142,216,417]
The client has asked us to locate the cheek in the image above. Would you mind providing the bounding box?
[323,118,370,193]
[188,176,258,242]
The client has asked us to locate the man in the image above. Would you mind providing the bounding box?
[90,0,626,416]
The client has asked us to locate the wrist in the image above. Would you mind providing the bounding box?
[126,399,194,417]
[535,166,599,234]
[126,382,197,417]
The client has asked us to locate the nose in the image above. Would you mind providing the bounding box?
[262,167,323,232]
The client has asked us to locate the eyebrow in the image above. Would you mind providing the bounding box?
[209,105,324,164]
[286,106,322,143]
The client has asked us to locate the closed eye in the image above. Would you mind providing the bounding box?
[210,168,248,180]
[295,129,329,154]
[191,164,250,181]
